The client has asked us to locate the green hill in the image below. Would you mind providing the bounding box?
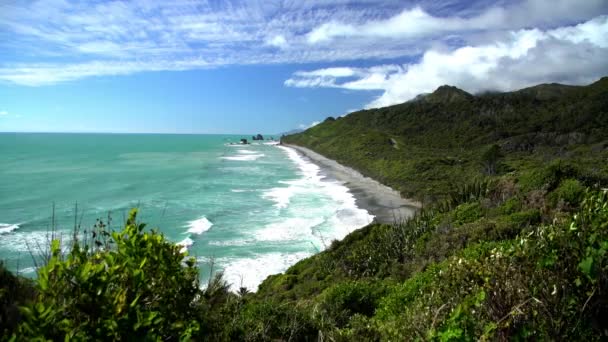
[283,77,608,202]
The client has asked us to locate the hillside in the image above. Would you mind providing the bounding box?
[283,77,608,202]
[2,78,608,341]
[249,78,608,340]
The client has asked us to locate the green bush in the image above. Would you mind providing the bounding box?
[554,178,585,206]
[318,281,386,328]
[233,300,318,341]
[500,197,522,214]
[453,202,482,225]
[15,209,203,341]
[505,209,541,226]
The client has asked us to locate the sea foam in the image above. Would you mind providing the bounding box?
[178,237,194,253]
[0,230,71,253]
[207,251,313,291]
[221,145,375,290]
[254,217,325,242]
[0,223,19,235]
[179,217,213,252]
[187,217,213,235]
[236,149,258,154]
[221,154,265,161]
[270,146,374,240]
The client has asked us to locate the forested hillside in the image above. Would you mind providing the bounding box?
[283,77,608,202]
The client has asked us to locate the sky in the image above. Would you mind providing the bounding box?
[0,0,607,134]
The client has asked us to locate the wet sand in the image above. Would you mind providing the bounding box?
[282,143,420,224]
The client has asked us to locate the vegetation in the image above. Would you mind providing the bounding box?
[2,78,607,340]
[283,77,608,202]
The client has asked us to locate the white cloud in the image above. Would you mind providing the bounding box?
[0,0,606,86]
[266,35,288,48]
[287,15,608,108]
[307,6,493,43]
[298,120,321,129]
[0,110,8,116]
[306,0,608,43]
[0,58,215,86]
[285,67,361,88]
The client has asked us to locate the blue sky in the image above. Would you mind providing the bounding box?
[0,0,607,134]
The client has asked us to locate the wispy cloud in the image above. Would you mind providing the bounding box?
[0,0,606,86]
[0,110,8,116]
[287,15,608,108]
[298,120,321,129]
[306,0,607,43]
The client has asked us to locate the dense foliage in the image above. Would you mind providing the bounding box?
[2,210,237,341]
[1,78,607,340]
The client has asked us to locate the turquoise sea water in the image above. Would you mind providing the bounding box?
[0,133,373,290]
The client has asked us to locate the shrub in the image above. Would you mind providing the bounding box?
[505,209,541,227]
[234,300,318,341]
[453,202,483,225]
[553,178,585,207]
[318,281,386,328]
[15,209,202,341]
[500,197,522,214]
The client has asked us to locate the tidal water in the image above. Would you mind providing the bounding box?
[0,133,373,290]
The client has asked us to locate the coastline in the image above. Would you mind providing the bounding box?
[281,143,420,224]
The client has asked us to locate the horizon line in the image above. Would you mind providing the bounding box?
[0,131,285,136]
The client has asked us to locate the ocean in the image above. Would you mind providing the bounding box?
[0,133,373,290]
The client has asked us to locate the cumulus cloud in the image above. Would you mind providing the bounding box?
[287,16,608,108]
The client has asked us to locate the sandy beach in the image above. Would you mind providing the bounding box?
[282,143,420,224]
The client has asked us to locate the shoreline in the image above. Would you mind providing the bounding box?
[281,143,420,224]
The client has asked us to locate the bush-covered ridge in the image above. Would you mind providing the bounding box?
[282,77,608,201]
[1,78,607,340]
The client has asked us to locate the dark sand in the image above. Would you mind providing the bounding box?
[283,143,420,224]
